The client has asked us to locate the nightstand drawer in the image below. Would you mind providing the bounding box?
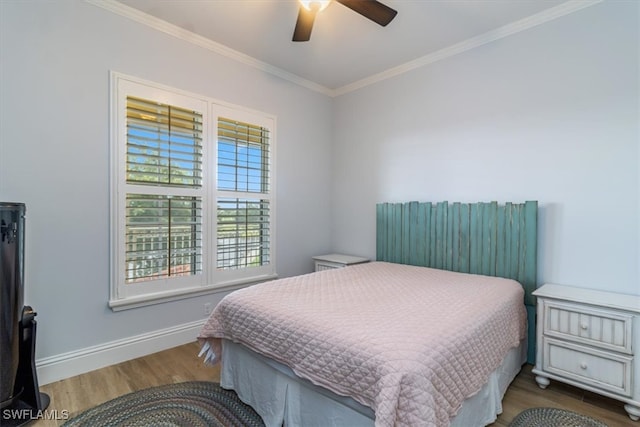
[315,261,343,271]
[542,337,633,397]
[312,254,369,272]
[544,300,633,354]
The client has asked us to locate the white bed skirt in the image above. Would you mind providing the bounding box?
[220,338,527,427]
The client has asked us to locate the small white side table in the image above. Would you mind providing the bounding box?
[312,254,369,272]
[532,283,640,421]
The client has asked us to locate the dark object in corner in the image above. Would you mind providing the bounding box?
[0,203,50,426]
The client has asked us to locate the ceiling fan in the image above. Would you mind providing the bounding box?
[293,0,398,42]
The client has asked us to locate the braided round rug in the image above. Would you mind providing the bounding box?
[509,407,608,427]
[62,381,264,427]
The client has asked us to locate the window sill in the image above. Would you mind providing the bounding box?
[109,273,278,312]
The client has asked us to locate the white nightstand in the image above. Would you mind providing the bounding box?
[532,283,640,421]
[312,254,369,272]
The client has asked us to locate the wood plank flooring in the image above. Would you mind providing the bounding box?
[491,364,632,427]
[33,342,217,427]
[31,342,633,426]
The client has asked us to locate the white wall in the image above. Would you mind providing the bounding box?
[331,1,639,296]
[0,0,333,364]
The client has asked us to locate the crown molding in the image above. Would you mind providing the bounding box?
[331,0,603,96]
[85,0,334,96]
[88,0,602,98]
[331,0,603,97]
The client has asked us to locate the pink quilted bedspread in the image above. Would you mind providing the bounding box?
[199,262,526,427]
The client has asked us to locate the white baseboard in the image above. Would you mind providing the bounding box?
[36,319,206,385]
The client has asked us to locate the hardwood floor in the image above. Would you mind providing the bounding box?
[34,342,217,427]
[32,342,632,426]
[490,364,632,427]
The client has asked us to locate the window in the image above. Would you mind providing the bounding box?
[217,117,270,268]
[110,73,276,310]
[211,110,275,287]
[124,96,204,284]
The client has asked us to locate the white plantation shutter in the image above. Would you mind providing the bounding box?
[111,73,276,309]
[217,117,269,193]
[216,117,271,272]
[124,96,204,284]
[217,198,270,269]
[125,194,202,282]
[126,96,203,187]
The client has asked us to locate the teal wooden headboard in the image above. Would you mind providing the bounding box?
[376,201,538,363]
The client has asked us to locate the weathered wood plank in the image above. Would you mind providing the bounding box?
[428,203,436,267]
[487,202,498,277]
[408,201,419,266]
[451,202,461,272]
[445,202,454,270]
[523,201,538,306]
[480,202,491,275]
[376,203,385,261]
[459,203,470,273]
[496,204,506,278]
[469,203,480,274]
[402,202,411,265]
[509,203,521,281]
[393,203,403,264]
[435,202,446,269]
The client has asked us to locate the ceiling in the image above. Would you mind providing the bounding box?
[114,0,576,92]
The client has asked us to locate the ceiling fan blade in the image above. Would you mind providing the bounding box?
[336,0,397,27]
[292,6,318,42]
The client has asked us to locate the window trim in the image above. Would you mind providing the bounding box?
[109,72,277,310]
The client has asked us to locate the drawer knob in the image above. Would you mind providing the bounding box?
[580,362,588,370]
[580,323,588,330]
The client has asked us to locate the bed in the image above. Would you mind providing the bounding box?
[199,201,538,427]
